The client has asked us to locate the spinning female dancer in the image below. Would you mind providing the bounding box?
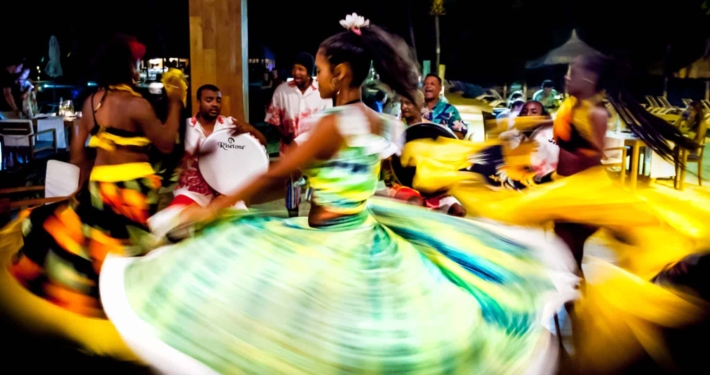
[0,34,185,365]
[553,54,696,271]
[381,55,708,372]
[100,14,576,374]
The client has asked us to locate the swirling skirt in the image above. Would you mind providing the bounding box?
[101,197,577,374]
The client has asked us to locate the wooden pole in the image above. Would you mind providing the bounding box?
[189,0,249,121]
[434,15,441,74]
[406,3,418,62]
[431,0,445,76]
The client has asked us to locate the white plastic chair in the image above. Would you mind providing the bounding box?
[45,160,80,199]
[0,160,79,210]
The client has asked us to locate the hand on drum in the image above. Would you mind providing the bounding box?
[228,117,267,145]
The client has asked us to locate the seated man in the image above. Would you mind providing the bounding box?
[421,73,468,139]
[532,80,560,112]
[171,84,266,209]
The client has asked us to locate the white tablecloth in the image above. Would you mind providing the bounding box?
[37,117,66,149]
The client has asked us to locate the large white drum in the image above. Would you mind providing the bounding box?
[198,130,269,195]
[528,125,559,176]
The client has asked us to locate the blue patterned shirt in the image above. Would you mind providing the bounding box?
[422,98,468,136]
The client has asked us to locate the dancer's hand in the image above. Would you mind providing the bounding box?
[162,68,188,105]
[179,204,218,225]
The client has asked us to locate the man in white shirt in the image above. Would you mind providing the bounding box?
[171,84,266,209]
[265,52,333,217]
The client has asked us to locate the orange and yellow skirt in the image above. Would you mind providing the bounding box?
[0,162,161,362]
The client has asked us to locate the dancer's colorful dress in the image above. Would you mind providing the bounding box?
[101,105,575,374]
[0,97,161,362]
[393,123,710,373]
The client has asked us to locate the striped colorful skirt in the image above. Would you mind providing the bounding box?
[9,162,161,318]
[101,197,577,374]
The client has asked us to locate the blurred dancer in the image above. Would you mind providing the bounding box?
[553,54,696,270]
[102,14,574,374]
[0,34,185,363]
[266,52,332,217]
[361,55,705,373]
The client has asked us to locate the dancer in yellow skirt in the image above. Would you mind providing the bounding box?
[0,34,185,368]
[394,55,707,373]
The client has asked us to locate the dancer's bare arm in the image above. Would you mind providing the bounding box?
[179,115,343,223]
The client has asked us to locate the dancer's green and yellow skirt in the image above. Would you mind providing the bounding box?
[102,197,574,374]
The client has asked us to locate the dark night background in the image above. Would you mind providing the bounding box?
[2,0,709,95]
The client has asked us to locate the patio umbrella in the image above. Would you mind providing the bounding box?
[526,30,603,69]
[652,54,710,98]
[45,35,63,78]
[678,56,710,79]
[678,55,710,100]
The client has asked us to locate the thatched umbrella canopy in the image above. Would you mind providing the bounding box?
[526,30,603,69]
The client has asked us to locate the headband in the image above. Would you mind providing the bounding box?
[339,13,370,35]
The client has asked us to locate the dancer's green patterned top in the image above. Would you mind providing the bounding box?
[301,105,398,216]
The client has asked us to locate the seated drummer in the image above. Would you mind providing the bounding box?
[170,84,266,208]
[377,92,467,217]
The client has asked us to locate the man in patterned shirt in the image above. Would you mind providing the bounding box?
[265,52,333,217]
[421,73,468,139]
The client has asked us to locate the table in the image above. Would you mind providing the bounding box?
[63,118,81,147]
[606,131,645,190]
[36,118,67,149]
[31,115,80,150]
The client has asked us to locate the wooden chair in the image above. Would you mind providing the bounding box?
[0,160,79,226]
[602,146,628,186]
[676,137,706,189]
[0,119,57,168]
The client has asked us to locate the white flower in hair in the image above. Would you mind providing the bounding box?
[339,13,370,34]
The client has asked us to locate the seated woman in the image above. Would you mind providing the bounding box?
[0,34,185,364]
[498,100,558,177]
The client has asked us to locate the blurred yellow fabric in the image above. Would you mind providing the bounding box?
[0,210,142,363]
[161,68,188,106]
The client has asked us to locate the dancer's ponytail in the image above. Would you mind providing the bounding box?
[582,54,698,165]
[320,18,420,106]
